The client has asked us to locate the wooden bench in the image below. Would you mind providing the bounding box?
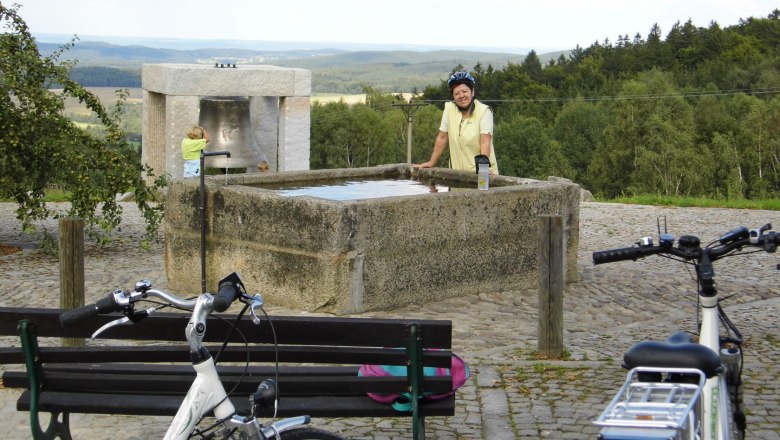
[0,306,455,440]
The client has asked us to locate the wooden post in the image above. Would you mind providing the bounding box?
[538,215,564,358]
[59,217,85,347]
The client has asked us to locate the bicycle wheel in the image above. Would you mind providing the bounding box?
[278,426,345,440]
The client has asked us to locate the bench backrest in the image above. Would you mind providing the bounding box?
[0,306,453,367]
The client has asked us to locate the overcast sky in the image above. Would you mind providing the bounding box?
[12,0,780,52]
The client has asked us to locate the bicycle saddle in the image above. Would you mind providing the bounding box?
[623,331,723,378]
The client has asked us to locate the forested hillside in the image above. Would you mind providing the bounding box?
[312,11,780,200]
[47,41,540,93]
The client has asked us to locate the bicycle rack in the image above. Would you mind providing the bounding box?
[594,367,705,440]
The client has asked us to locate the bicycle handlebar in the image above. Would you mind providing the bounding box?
[59,272,246,329]
[593,225,779,266]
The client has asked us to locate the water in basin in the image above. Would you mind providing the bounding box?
[269,178,473,201]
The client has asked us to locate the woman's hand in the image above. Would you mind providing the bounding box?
[413,161,434,169]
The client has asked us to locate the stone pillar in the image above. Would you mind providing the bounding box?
[251,96,280,171]
[141,91,166,180]
[166,95,200,179]
[279,96,311,171]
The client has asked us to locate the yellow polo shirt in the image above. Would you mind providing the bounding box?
[441,99,499,174]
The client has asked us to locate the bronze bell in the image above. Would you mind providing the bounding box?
[198,96,265,169]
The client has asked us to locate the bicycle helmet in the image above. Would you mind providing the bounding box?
[447,71,476,91]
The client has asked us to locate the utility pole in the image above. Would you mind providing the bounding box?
[392,102,425,164]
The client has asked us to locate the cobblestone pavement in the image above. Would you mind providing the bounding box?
[1,202,779,439]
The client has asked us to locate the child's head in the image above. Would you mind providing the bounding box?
[187,126,206,140]
[257,154,270,172]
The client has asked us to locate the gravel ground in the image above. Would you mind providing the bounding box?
[1,201,778,439]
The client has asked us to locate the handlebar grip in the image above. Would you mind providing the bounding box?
[213,281,239,313]
[592,246,646,265]
[59,304,100,327]
[59,294,121,327]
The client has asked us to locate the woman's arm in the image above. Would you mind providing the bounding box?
[416,130,449,168]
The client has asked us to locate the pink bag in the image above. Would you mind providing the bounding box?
[358,352,470,411]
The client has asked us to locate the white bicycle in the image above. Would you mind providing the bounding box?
[60,272,345,440]
[591,221,779,440]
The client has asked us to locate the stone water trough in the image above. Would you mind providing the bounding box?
[164,164,580,314]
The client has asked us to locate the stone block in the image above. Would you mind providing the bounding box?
[141,64,311,97]
[164,165,580,314]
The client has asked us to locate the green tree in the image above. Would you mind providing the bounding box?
[630,113,705,196]
[310,100,399,169]
[567,56,607,95]
[310,100,352,169]
[551,100,609,186]
[494,114,572,179]
[0,4,166,245]
[738,97,780,198]
[588,70,700,197]
[710,132,745,199]
[520,50,543,83]
[351,104,396,167]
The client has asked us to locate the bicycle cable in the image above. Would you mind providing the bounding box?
[256,304,281,422]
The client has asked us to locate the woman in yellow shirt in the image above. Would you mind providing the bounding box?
[416,71,498,174]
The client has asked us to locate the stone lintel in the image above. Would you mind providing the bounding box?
[141,64,311,97]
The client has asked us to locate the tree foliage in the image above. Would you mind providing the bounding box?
[0,4,167,245]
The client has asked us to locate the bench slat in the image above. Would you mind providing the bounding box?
[0,344,453,367]
[4,369,454,395]
[0,307,452,348]
[16,390,456,418]
[37,363,361,376]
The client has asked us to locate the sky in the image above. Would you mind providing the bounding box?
[11,0,780,52]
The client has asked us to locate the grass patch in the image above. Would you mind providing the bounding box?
[0,188,71,203]
[601,195,780,211]
[513,346,572,361]
[532,363,589,378]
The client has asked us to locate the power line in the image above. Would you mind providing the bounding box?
[309,86,780,126]
[416,87,780,104]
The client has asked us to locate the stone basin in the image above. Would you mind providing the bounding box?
[164,164,580,314]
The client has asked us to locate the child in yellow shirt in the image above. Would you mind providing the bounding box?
[181,126,209,178]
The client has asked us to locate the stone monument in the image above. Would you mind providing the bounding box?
[141,64,311,179]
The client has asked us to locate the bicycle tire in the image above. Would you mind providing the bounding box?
[275,426,345,440]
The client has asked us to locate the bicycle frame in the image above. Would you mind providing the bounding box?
[164,293,237,439]
[161,291,310,440]
[165,356,236,440]
[699,291,731,440]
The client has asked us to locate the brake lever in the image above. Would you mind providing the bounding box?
[247,294,264,325]
[91,307,158,339]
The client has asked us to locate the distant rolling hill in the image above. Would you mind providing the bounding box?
[38,40,568,93]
